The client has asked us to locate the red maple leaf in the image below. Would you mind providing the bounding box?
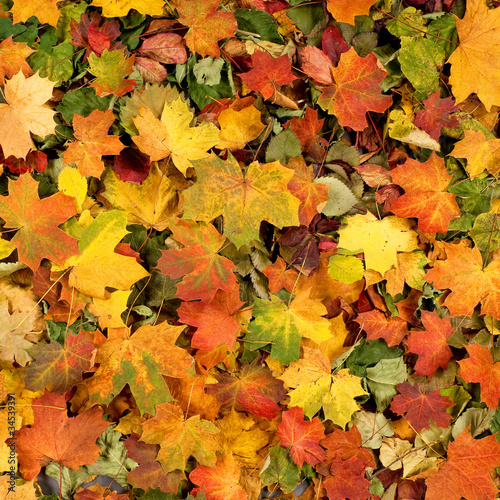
[458,343,500,409]
[414,91,459,141]
[158,219,238,302]
[425,429,500,500]
[389,152,461,234]
[207,361,286,419]
[177,290,251,350]
[14,391,110,480]
[277,406,326,467]
[0,174,78,270]
[406,311,454,377]
[355,309,408,347]
[323,455,371,500]
[390,382,453,431]
[239,50,297,100]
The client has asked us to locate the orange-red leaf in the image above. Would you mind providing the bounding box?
[190,453,246,500]
[458,343,500,409]
[406,311,454,377]
[262,257,297,294]
[323,455,371,500]
[277,406,326,467]
[326,0,374,25]
[15,391,110,480]
[355,309,408,347]
[390,382,453,431]
[389,153,460,233]
[414,91,459,141]
[316,48,392,131]
[0,36,34,85]
[425,429,500,500]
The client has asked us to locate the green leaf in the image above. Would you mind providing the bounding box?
[427,14,458,58]
[27,41,75,85]
[193,56,224,86]
[56,87,112,125]
[470,213,500,255]
[327,254,364,283]
[261,446,301,494]
[386,7,427,38]
[45,463,90,498]
[318,177,357,216]
[265,129,302,164]
[234,8,283,43]
[346,339,403,378]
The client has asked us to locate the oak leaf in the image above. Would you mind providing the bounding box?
[424,241,500,318]
[177,0,237,58]
[0,36,34,85]
[184,153,300,248]
[276,406,326,467]
[326,0,374,25]
[85,322,194,415]
[448,0,500,110]
[0,71,56,159]
[355,309,408,347]
[323,455,371,500]
[239,51,297,100]
[190,453,246,500]
[216,105,266,150]
[425,429,500,500]
[389,153,460,233]
[337,212,419,275]
[207,361,286,419]
[140,402,219,473]
[132,97,219,175]
[178,290,251,350]
[406,311,454,377]
[458,343,500,409]
[316,48,392,131]
[0,174,78,270]
[390,382,453,431]
[15,391,110,480]
[90,0,164,18]
[157,219,238,302]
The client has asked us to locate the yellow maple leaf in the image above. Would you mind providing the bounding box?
[448,0,500,110]
[10,0,61,26]
[132,97,219,175]
[90,0,164,17]
[216,105,266,150]
[100,164,181,230]
[88,290,131,329]
[0,71,56,159]
[58,166,87,212]
[451,129,500,178]
[338,212,419,275]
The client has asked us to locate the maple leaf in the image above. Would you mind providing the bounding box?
[100,164,181,230]
[24,330,94,394]
[64,210,150,299]
[88,49,136,97]
[337,212,419,275]
[10,0,61,26]
[406,311,454,377]
[458,343,500,409]
[15,391,110,480]
[262,257,297,294]
[0,71,56,159]
[389,153,460,233]
[383,250,428,297]
[90,0,164,17]
[451,129,500,178]
[414,91,459,141]
[85,322,194,415]
[424,241,500,318]
[62,109,124,178]
[140,402,219,473]
[132,97,219,175]
[125,432,185,493]
[316,48,392,131]
[326,0,374,24]
[448,0,500,110]
[178,290,251,350]
[323,455,371,500]
[425,429,500,500]
[286,156,330,225]
[0,174,78,270]
[239,51,297,100]
[157,219,238,302]
[216,104,266,150]
[184,153,300,248]
[276,406,326,467]
[207,361,286,419]
[355,309,408,347]
[246,290,333,364]
[88,290,130,329]
[390,382,453,431]
[190,453,246,500]
[0,36,34,85]
[177,0,237,58]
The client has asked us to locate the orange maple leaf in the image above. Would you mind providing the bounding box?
[323,455,371,500]
[326,0,375,25]
[0,36,34,85]
[355,309,408,347]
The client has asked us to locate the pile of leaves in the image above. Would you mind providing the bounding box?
[3,0,500,498]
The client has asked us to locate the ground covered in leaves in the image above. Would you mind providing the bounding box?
[2,0,500,499]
